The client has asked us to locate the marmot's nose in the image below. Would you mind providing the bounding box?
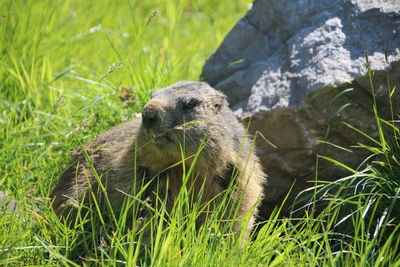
[142,103,160,129]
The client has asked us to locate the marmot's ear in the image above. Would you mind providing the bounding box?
[211,91,228,113]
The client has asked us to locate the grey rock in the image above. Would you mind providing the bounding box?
[246,62,400,218]
[202,0,400,119]
[201,0,400,217]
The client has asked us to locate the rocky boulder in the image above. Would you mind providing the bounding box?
[201,0,400,218]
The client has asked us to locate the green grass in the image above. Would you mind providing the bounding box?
[1,0,400,266]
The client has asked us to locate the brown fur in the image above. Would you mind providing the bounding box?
[50,81,266,236]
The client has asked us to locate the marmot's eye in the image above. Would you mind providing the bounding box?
[182,99,200,111]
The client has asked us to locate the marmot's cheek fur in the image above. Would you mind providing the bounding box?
[50,81,266,236]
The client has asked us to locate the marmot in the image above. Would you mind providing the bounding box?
[50,81,266,236]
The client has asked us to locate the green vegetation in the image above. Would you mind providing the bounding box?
[1,0,399,266]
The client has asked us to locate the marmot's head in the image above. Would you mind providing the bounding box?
[138,81,234,161]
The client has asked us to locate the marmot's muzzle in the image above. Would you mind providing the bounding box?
[142,100,164,130]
